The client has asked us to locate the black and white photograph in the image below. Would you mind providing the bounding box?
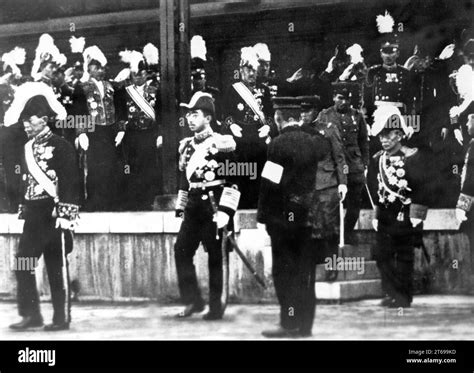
[0,0,473,370]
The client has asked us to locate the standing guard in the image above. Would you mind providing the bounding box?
[190,35,222,131]
[174,92,240,320]
[258,96,329,338]
[299,96,348,279]
[6,82,80,331]
[366,11,417,145]
[222,46,276,208]
[74,45,122,211]
[115,44,162,210]
[0,46,27,212]
[367,111,432,308]
[316,83,369,242]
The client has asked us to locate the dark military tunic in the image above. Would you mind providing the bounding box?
[0,82,25,212]
[222,81,277,208]
[16,126,80,325]
[316,105,369,234]
[115,81,161,210]
[174,130,240,316]
[367,146,431,305]
[74,78,122,211]
[257,124,329,334]
[308,120,347,240]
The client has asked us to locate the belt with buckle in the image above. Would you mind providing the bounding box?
[189,180,226,190]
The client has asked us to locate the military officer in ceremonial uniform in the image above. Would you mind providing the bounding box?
[258,97,329,338]
[0,46,27,212]
[367,111,431,308]
[455,114,474,273]
[222,46,277,208]
[6,82,80,331]
[190,35,222,132]
[74,45,122,211]
[115,44,162,210]
[174,92,241,320]
[299,96,348,279]
[316,83,369,242]
[366,12,417,145]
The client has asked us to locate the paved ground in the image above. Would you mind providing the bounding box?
[1,295,474,340]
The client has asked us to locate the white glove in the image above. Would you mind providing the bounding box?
[338,184,348,201]
[410,218,423,228]
[286,68,303,83]
[372,219,378,232]
[405,126,415,140]
[230,123,243,138]
[55,218,78,231]
[78,133,89,151]
[338,63,354,81]
[325,56,336,73]
[440,128,448,140]
[455,208,467,223]
[450,106,461,119]
[454,129,463,146]
[258,124,270,138]
[213,211,230,229]
[256,222,266,232]
[438,44,455,60]
[156,135,163,148]
[0,72,12,85]
[115,131,125,147]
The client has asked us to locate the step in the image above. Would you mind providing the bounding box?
[315,260,380,282]
[315,279,383,300]
[338,244,372,258]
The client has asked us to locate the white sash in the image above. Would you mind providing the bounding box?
[126,85,156,120]
[232,82,266,126]
[185,136,215,181]
[24,140,58,200]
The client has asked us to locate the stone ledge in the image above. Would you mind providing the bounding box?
[0,209,461,234]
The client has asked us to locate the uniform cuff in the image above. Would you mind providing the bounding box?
[175,190,188,211]
[219,186,240,215]
[57,202,80,221]
[409,204,428,220]
[457,193,474,212]
[118,120,127,132]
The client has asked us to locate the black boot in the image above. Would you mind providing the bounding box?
[9,315,43,330]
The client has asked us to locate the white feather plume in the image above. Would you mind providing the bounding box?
[31,34,67,79]
[4,81,67,127]
[376,10,394,34]
[456,64,474,100]
[83,45,107,68]
[191,35,207,61]
[114,68,131,82]
[143,43,159,65]
[70,36,86,54]
[240,46,259,70]
[2,47,26,77]
[119,50,143,74]
[253,43,271,62]
[346,44,363,64]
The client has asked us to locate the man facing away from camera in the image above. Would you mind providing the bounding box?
[174,92,241,320]
[6,82,80,331]
[258,96,329,338]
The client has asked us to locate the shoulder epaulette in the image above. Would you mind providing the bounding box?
[400,146,418,158]
[178,137,193,154]
[373,150,384,159]
[213,133,236,152]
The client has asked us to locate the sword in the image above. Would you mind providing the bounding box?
[208,191,266,289]
[208,191,229,313]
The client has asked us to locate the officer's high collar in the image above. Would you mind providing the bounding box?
[33,126,53,144]
[193,127,213,143]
